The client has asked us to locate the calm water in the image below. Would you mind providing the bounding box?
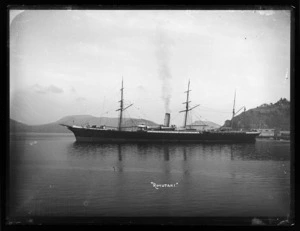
[8,133,291,220]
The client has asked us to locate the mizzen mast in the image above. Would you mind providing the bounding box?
[231,90,236,128]
[180,80,200,128]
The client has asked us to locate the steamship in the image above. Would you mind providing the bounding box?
[61,80,260,143]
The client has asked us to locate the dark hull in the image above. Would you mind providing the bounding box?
[66,126,259,143]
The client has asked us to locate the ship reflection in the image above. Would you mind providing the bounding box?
[118,144,122,161]
[69,142,191,161]
[163,146,170,161]
[183,147,187,161]
[136,143,188,161]
[182,147,190,176]
[68,140,289,163]
[116,144,123,172]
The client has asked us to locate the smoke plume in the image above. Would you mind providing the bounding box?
[155,24,173,113]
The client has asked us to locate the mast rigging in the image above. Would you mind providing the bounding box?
[116,78,133,131]
[179,80,199,128]
[231,90,236,128]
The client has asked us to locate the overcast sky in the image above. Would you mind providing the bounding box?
[10,9,290,126]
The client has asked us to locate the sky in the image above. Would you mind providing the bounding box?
[9,9,291,126]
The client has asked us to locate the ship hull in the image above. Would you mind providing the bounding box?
[66,126,260,143]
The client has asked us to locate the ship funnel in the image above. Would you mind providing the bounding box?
[164,113,170,127]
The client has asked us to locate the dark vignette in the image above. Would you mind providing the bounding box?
[1,0,297,229]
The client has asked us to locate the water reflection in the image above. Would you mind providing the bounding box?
[67,140,290,162]
[163,146,169,161]
[183,147,187,161]
[229,141,290,161]
[10,134,291,218]
[118,144,122,161]
[116,144,123,172]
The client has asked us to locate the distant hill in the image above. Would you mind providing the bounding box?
[57,115,158,128]
[10,115,158,133]
[190,120,221,130]
[10,118,73,133]
[223,98,290,130]
[10,119,31,132]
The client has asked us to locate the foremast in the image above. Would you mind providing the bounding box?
[116,78,133,131]
[179,80,200,128]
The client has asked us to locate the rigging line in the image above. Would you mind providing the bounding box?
[198,109,231,114]
[193,110,209,123]
[134,105,147,116]
[198,105,231,114]
[199,104,222,110]
[189,109,198,123]
[196,112,208,122]
[184,113,191,127]
[90,96,122,118]
[187,112,192,125]
[133,105,151,122]
[194,110,203,121]
[197,108,230,114]
[99,108,118,116]
[125,109,140,126]
[125,110,138,128]
[195,113,201,122]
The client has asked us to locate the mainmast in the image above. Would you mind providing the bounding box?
[117,79,124,131]
[116,78,133,131]
[180,80,199,128]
